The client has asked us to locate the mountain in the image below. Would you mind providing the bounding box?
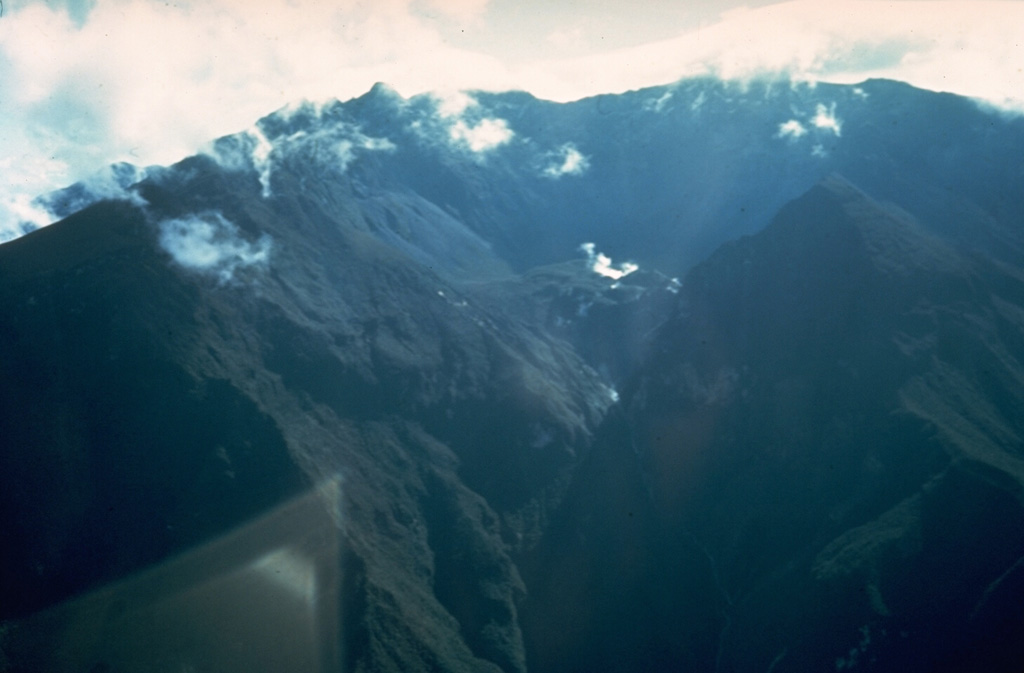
[2,77,1024,672]
[522,175,1024,672]
[0,176,612,673]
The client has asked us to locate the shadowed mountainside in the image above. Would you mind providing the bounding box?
[0,186,613,672]
[3,78,1024,672]
[522,175,1024,672]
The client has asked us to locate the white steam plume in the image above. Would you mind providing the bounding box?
[159,211,271,282]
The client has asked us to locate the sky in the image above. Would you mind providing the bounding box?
[1,0,1023,239]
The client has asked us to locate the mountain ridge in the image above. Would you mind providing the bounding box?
[520,171,1024,672]
[3,77,1024,672]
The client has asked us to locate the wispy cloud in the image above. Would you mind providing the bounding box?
[0,0,1021,240]
[580,242,638,280]
[0,162,147,242]
[774,101,841,152]
[449,118,514,152]
[416,91,515,154]
[434,90,478,119]
[158,211,271,282]
[811,102,842,136]
[542,143,590,178]
[644,91,674,113]
[776,119,808,140]
[1,196,54,243]
[206,105,395,197]
[516,1,1024,106]
[0,0,517,237]
[248,126,275,199]
[43,163,148,216]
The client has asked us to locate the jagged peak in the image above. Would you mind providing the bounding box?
[364,81,403,101]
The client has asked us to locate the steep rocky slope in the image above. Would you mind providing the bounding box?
[0,167,613,672]
[2,77,1024,672]
[523,175,1024,672]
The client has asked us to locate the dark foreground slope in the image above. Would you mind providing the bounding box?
[0,163,614,672]
[2,77,1024,673]
[523,175,1024,672]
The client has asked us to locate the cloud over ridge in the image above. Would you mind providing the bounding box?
[406,91,516,155]
[206,103,397,197]
[0,0,1021,240]
[449,118,514,153]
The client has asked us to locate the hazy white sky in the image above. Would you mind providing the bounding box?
[1,0,1022,236]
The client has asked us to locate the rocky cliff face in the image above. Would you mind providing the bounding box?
[2,78,1024,672]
